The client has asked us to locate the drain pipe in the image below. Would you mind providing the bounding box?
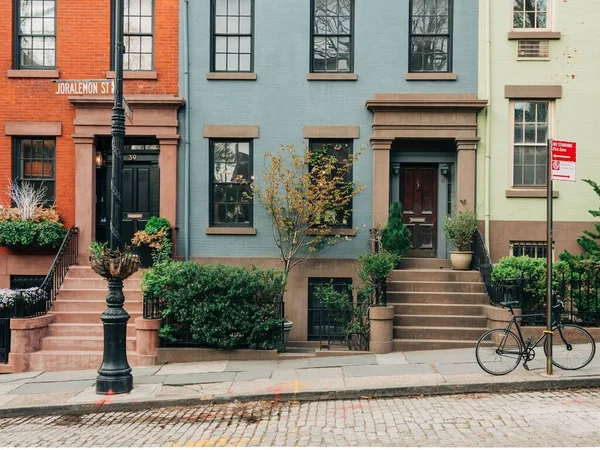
[183,0,191,261]
[484,0,492,252]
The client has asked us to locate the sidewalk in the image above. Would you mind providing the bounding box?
[1,347,600,417]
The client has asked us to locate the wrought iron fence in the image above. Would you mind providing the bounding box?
[0,309,10,364]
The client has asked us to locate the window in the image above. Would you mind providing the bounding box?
[513,0,548,29]
[13,138,56,204]
[113,0,154,71]
[307,277,353,342]
[513,101,549,187]
[410,0,452,72]
[311,0,353,73]
[210,140,253,227]
[212,0,253,72]
[15,0,56,69]
[510,241,548,259]
[309,140,353,228]
[10,275,45,289]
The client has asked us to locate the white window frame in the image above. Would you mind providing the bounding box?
[512,0,553,31]
[509,100,554,188]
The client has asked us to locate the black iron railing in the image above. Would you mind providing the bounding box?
[0,309,10,364]
[12,227,79,318]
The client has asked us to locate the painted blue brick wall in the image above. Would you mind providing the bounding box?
[178,0,479,259]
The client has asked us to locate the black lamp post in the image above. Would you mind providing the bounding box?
[96,0,133,395]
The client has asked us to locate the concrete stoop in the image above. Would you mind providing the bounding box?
[26,266,143,371]
[390,259,488,351]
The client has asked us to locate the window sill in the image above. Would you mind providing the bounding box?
[306,228,357,237]
[507,31,561,40]
[105,71,158,80]
[406,72,458,81]
[7,69,59,79]
[205,227,257,235]
[505,189,559,198]
[207,72,257,80]
[307,73,358,81]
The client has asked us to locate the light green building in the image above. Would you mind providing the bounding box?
[477,0,600,261]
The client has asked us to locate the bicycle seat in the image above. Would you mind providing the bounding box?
[501,301,519,308]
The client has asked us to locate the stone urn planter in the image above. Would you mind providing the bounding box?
[449,251,473,270]
[90,249,140,280]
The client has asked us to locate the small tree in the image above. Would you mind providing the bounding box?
[250,144,364,278]
[381,201,411,259]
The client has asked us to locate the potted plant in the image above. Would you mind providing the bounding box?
[131,216,172,267]
[443,201,478,270]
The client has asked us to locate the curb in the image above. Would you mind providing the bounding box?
[1,375,600,418]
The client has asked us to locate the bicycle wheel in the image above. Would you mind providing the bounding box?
[544,325,596,370]
[476,329,523,376]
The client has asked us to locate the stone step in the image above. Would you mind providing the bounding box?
[61,277,143,290]
[393,339,479,351]
[387,281,486,293]
[51,311,143,323]
[393,326,487,341]
[48,323,137,337]
[394,314,487,328]
[56,289,143,301]
[390,269,481,282]
[51,300,143,313]
[387,291,490,304]
[41,335,137,352]
[66,265,144,280]
[399,258,452,270]
[27,350,139,372]
[393,303,485,316]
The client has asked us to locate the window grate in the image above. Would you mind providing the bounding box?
[517,40,549,60]
[510,241,551,259]
[307,277,352,343]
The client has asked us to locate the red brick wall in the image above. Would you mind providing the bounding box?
[0,0,179,253]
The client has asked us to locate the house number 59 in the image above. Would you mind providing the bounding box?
[128,154,138,160]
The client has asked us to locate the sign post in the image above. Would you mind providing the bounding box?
[546,139,577,375]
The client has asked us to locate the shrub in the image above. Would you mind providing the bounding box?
[381,201,411,259]
[36,221,68,248]
[357,251,398,285]
[142,261,286,350]
[0,221,37,247]
[145,216,171,235]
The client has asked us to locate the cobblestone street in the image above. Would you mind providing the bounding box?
[0,389,599,447]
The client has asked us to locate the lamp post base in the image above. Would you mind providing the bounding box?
[96,373,133,395]
[96,278,133,395]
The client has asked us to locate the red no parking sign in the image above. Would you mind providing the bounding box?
[551,140,577,182]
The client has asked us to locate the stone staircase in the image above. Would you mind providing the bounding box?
[27,266,143,371]
[390,258,489,351]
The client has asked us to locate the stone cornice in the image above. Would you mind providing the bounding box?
[69,95,184,108]
[366,94,487,112]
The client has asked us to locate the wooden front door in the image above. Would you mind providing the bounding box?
[400,165,438,257]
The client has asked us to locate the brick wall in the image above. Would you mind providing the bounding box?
[0,0,179,258]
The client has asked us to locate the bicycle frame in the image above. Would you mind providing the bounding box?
[503,306,561,353]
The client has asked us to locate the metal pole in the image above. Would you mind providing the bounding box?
[96,0,133,395]
[546,138,553,375]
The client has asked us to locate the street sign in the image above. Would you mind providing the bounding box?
[551,140,577,182]
[54,79,114,95]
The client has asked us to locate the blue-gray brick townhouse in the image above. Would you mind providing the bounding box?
[177,0,486,344]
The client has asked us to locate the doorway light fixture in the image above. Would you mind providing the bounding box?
[440,164,450,178]
[392,163,400,175]
[95,151,106,168]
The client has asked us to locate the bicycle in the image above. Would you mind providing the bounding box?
[475,300,596,376]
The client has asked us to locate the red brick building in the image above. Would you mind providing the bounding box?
[0,0,182,287]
